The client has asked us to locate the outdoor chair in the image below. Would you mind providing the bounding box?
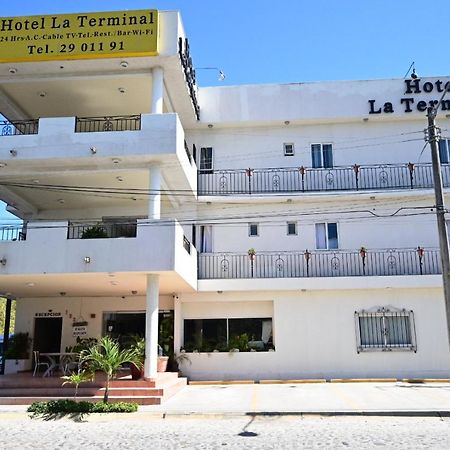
[32,351,50,377]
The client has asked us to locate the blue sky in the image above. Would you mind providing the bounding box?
[1,1,450,222]
[2,0,450,86]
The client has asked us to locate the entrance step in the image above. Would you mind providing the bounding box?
[0,372,187,405]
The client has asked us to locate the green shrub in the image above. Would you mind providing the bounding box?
[4,332,31,359]
[27,399,137,416]
[81,225,108,239]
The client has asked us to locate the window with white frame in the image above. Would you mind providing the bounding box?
[287,221,297,236]
[355,307,416,353]
[283,143,295,156]
[199,147,213,172]
[249,223,259,237]
[311,143,333,168]
[315,223,338,249]
[439,139,450,164]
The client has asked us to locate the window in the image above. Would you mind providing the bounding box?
[198,225,213,253]
[199,147,213,172]
[355,307,416,352]
[287,221,297,235]
[439,139,450,164]
[249,223,259,237]
[283,143,294,156]
[183,317,273,352]
[315,223,338,249]
[311,143,333,168]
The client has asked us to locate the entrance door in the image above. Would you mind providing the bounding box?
[33,317,63,353]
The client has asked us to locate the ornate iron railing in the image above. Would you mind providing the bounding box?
[198,163,450,195]
[75,115,141,133]
[184,140,193,165]
[67,222,137,239]
[0,119,38,136]
[198,248,440,279]
[178,37,200,120]
[0,226,26,241]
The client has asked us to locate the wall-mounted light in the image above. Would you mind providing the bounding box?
[120,61,129,68]
[118,87,126,94]
[131,290,137,295]
[60,291,66,296]
[0,163,7,168]
[9,149,17,157]
[58,199,65,204]
[363,117,369,122]
[207,124,213,129]
[112,158,121,164]
[0,258,7,266]
[84,256,91,264]
[8,67,17,74]
[38,91,47,98]
[90,146,97,154]
[116,176,124,182]
[284,120,290,126]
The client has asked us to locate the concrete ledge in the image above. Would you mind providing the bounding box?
[188,380,255,385]
[259,379,326,384]
[330,378,398,383]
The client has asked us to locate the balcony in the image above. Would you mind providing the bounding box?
[198,248,440,280]
[74,115,141,133]
[0,119,38,136]
[0,219,197,294]
[198,163,450,196]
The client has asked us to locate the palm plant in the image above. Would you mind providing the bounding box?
[61,369,93,398]
[80,336,142,403]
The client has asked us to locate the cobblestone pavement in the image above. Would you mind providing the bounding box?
[0,414,450,449]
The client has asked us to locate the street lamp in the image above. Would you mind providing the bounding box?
[426,78,450,350]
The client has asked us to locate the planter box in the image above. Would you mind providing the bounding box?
[4,359,31,374]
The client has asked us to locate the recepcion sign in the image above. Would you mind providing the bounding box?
[0,9,158,63]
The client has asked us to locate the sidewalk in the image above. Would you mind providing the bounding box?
[1,380,450,417]
[140,381,450,417]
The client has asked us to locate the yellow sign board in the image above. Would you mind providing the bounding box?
[0,9,159,63]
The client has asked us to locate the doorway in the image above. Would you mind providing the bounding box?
[33,317,63,353]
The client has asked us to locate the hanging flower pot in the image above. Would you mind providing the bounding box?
[359,246,367,258]
[247,248,256,261]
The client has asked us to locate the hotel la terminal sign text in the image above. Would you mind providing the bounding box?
[368,78,450,114]
[0,9,158,63]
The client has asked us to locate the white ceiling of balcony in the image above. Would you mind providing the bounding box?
[0,271,196,297]
[0,55,199,127]
[2,76,154,119]
[0,168,186,217]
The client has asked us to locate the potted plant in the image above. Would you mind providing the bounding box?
[4,332,32,374]
[247,248,256,260]
[81,225,108,239]
[126,336,169,380]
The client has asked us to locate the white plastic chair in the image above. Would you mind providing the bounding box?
[33,351,50,377]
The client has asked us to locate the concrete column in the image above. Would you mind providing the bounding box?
[148,166,161,220]
[144,274,159,379]
[173,295,182,355]
[151,67,164,114]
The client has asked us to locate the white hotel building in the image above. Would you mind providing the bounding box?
[0,9,450,381]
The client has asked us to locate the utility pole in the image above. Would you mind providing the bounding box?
[427,81,450,350]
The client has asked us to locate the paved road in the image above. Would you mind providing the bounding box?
[0,414,449,449]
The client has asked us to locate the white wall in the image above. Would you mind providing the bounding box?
[177,288,450,380]
[198,77,450,125]
[14,294,174,353]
